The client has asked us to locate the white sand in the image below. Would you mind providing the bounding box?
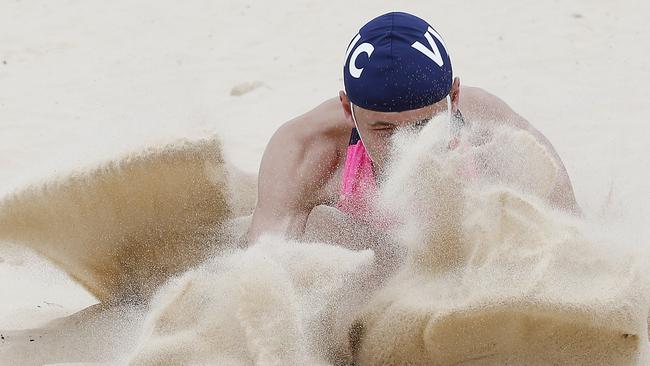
[87,120,650,365]
[1,0,649,365]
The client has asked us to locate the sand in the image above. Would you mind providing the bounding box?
[1,0,649,365]
[352,119,650,365]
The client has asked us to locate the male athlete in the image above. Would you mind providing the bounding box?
[247,12,579,242]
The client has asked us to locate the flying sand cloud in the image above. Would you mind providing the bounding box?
[1,123,649,365]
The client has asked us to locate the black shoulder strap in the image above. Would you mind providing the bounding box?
[349,127,361,145]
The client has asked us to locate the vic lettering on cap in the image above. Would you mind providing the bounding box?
[343,12,453,112]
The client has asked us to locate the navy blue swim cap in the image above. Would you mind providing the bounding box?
[343,12,453,112]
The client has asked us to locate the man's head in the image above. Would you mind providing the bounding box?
[339,12,460,170]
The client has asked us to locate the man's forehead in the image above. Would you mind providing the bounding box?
[358,99,446,121]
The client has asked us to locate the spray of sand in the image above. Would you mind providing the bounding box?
[0,136,256,303]
[123,118,650,365]
[1,121,649,365]
[351,117,650,365]
[128,236,374,366]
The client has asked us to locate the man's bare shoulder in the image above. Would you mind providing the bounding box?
[260,98,351,204]
[248,98,352,240]
[281,97,352,141]
[459,85,564,161]
[459,86,580,214]
[273,97,351,166]
[459,86,528,129]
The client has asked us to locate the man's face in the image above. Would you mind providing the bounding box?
[351,97,449,173]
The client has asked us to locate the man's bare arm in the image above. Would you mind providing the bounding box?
[246,112,341,243]
[462,87,581,214]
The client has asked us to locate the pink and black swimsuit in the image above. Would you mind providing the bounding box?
[336,127,377,220]
[336,111,470,221]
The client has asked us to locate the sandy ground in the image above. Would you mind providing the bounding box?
[0,0,649,363]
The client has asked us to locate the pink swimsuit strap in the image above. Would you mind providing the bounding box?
[337,113,476,221]
[336,128,377,220]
